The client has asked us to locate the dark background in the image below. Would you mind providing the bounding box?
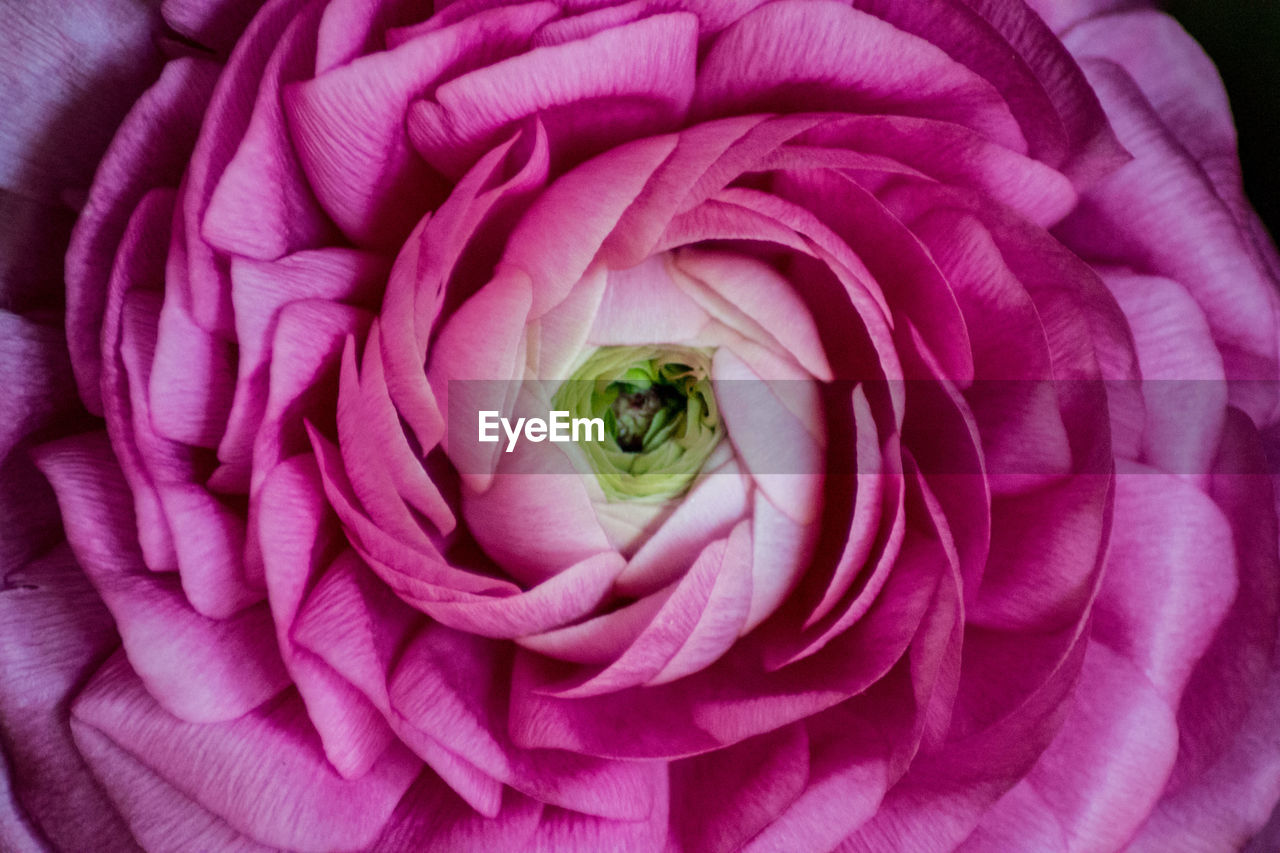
[1166,0,1280,242]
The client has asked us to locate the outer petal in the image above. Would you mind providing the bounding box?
[72,654,421,853]
[33,432,289,723]
[0,547,135,852]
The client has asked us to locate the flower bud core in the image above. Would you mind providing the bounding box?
[552,345,723,502]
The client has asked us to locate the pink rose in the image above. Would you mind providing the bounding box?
[3,0,1280,850]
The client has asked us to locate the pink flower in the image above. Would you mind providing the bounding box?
[3,0,1280,850]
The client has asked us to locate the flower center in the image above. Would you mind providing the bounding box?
[552,346,722,502]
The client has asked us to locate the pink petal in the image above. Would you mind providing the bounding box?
[1057,60,1280,420]
[337,330,455,546]
[250,298,373,496]
[388,624,667,818]
[461,435,614,586]
[147,223,236,448]
[202,1,337,260]
[616,457,750,596]
[258,455,398,779]
[539,523,753,696]
[965,643,1178,852]
[1105,269,1227,480]
[1066,11,1280,281]
[712,347,825,525]
[1097,464,1238,696]
[65,57,218,414]
[370,776,543,851]
[72,654,421,852]
[862,0,1127,185]
[427,266,533,490]
[672,247,833,381]
[968,473,1110,630]
[33,432,289,723]
[291,550,421,715]
[0,0,160,202]
[671,724,809,853]
[407,13,698,176]
[502,134,678,317]
[219,247,388,489]
[1128,413,1280,848]
[695,0,1025,152]
[162,0,264,53]
[72,723,276,852]
[0,313,77,463]
[285,3,556,245]
[180,0,317,336]
[511,530,943,758]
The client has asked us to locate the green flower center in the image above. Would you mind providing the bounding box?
[551,346,722,502]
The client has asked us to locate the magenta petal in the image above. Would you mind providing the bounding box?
[220,247,386,487]
[71,723,276,852]
[292,550,421,715]
[337,331,454,546]
[148,226,236,449]
[1067,10,1280,281]
[0,313,77,463]
[202,1,337,260]
[161,0,265,53]
[589,523,754,694]
[371,776,543,851]
[1128,414,1280,848]
[696,0,1024,151]
[969,474,1110,631]
[523,799,670,853]
[0,547,135,851]
[503,134,677,316]
[511,528,942,758]
[864,0,1127,185]
[966,643,1178,852]
[72,654,421,852]
[249,300,373,503]
[33,432,289,723]
[388,624,667,819]
[1058,60,1280,419]
[180,0,317,336]
[65,57,219,414]
[409,12,697,177]
[671,724,809,853]
[285,3,557,245]
[1103,269,1227,480]
[258,455,398,779]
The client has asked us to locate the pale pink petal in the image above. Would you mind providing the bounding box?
[616,457,750,596]
[586,254,710,348]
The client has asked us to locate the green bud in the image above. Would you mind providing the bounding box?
[551,346,723,502]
